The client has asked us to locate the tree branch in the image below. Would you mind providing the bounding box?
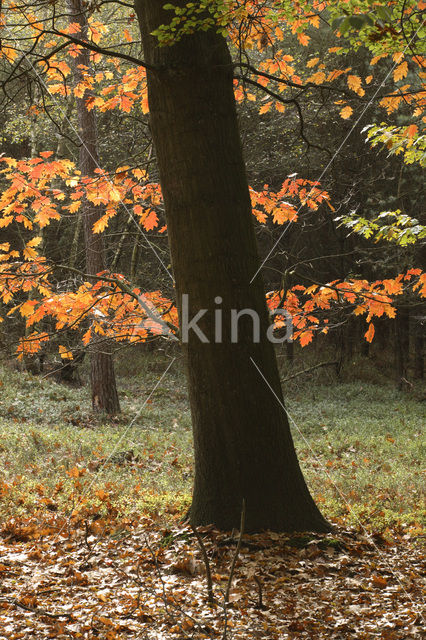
[46,30,155,70]
[282,360,339,382]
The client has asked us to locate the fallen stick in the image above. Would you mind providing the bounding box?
[0,597,73,619]
[282,360,338,382]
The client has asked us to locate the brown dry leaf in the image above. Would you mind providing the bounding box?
[371,574,388,588]
[0,519,424,640]
[171,553,199,576]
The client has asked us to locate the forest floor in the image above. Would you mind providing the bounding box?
[0,349,424,639]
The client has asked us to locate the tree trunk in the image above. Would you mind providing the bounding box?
[413,317,424,379]
[111,213,133,272]
[286,340,294,364]
[135,1,329,532]
[395,305,410,389]
[68,0,120,414]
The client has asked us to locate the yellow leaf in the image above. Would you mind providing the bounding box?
[0,216,14,228]
[327,69,345,82]
[20,300,38,317]
[34,208,60,228]
[307,71,326,85]
[68,200,81,213]
[133,168,145,180]
[379,95,402,114]
[108,186,121,202]
[23,245,38,260]
[27,236,42,247]
[0,45,18,62]
[66,177,80,188]
[259,102,272,114]
[347,74,362,93]
[393,61,408,82]
[115,165,130,176]
[59,345,73,360]
[297,32,310,46]
[365,75,373,84]
[306,57,320,68]
[67,466,84,478]
[93,214,110,234]
[340,105,353,119]
[370,54,386,65]
[351,302,364,316]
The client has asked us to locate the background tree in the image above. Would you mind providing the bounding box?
[66,0,120,413]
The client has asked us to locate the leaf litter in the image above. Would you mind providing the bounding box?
[0,514,424,639]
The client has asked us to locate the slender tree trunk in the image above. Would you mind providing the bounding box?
[344,317,355,362]
[111,213,133,272]
[286,340,294,364]
[413,317,424,379]
[135,1,329,532]
[130,236,140,283]
[69,214,83,269]
[395,305,410,389]
[68,0,120,414]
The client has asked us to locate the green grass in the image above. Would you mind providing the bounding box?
[287,381,424,529]
[0,352,193,520]
[0,349,424,533]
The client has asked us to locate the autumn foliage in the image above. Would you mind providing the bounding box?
[0,151,424,358]
[0,0,425,358]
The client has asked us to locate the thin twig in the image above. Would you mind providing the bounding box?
[225,500,246,605]
[282,360,338,382]
[254,575,264,609]
[191,524,215,605]
[0,597,73,619]
[84,520,93,553]
[223,499,246,640]
[144,535,200,637]
[79,519,95,568]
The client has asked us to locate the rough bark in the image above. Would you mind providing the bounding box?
[68,0,120,414]
[135,1,329,532]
